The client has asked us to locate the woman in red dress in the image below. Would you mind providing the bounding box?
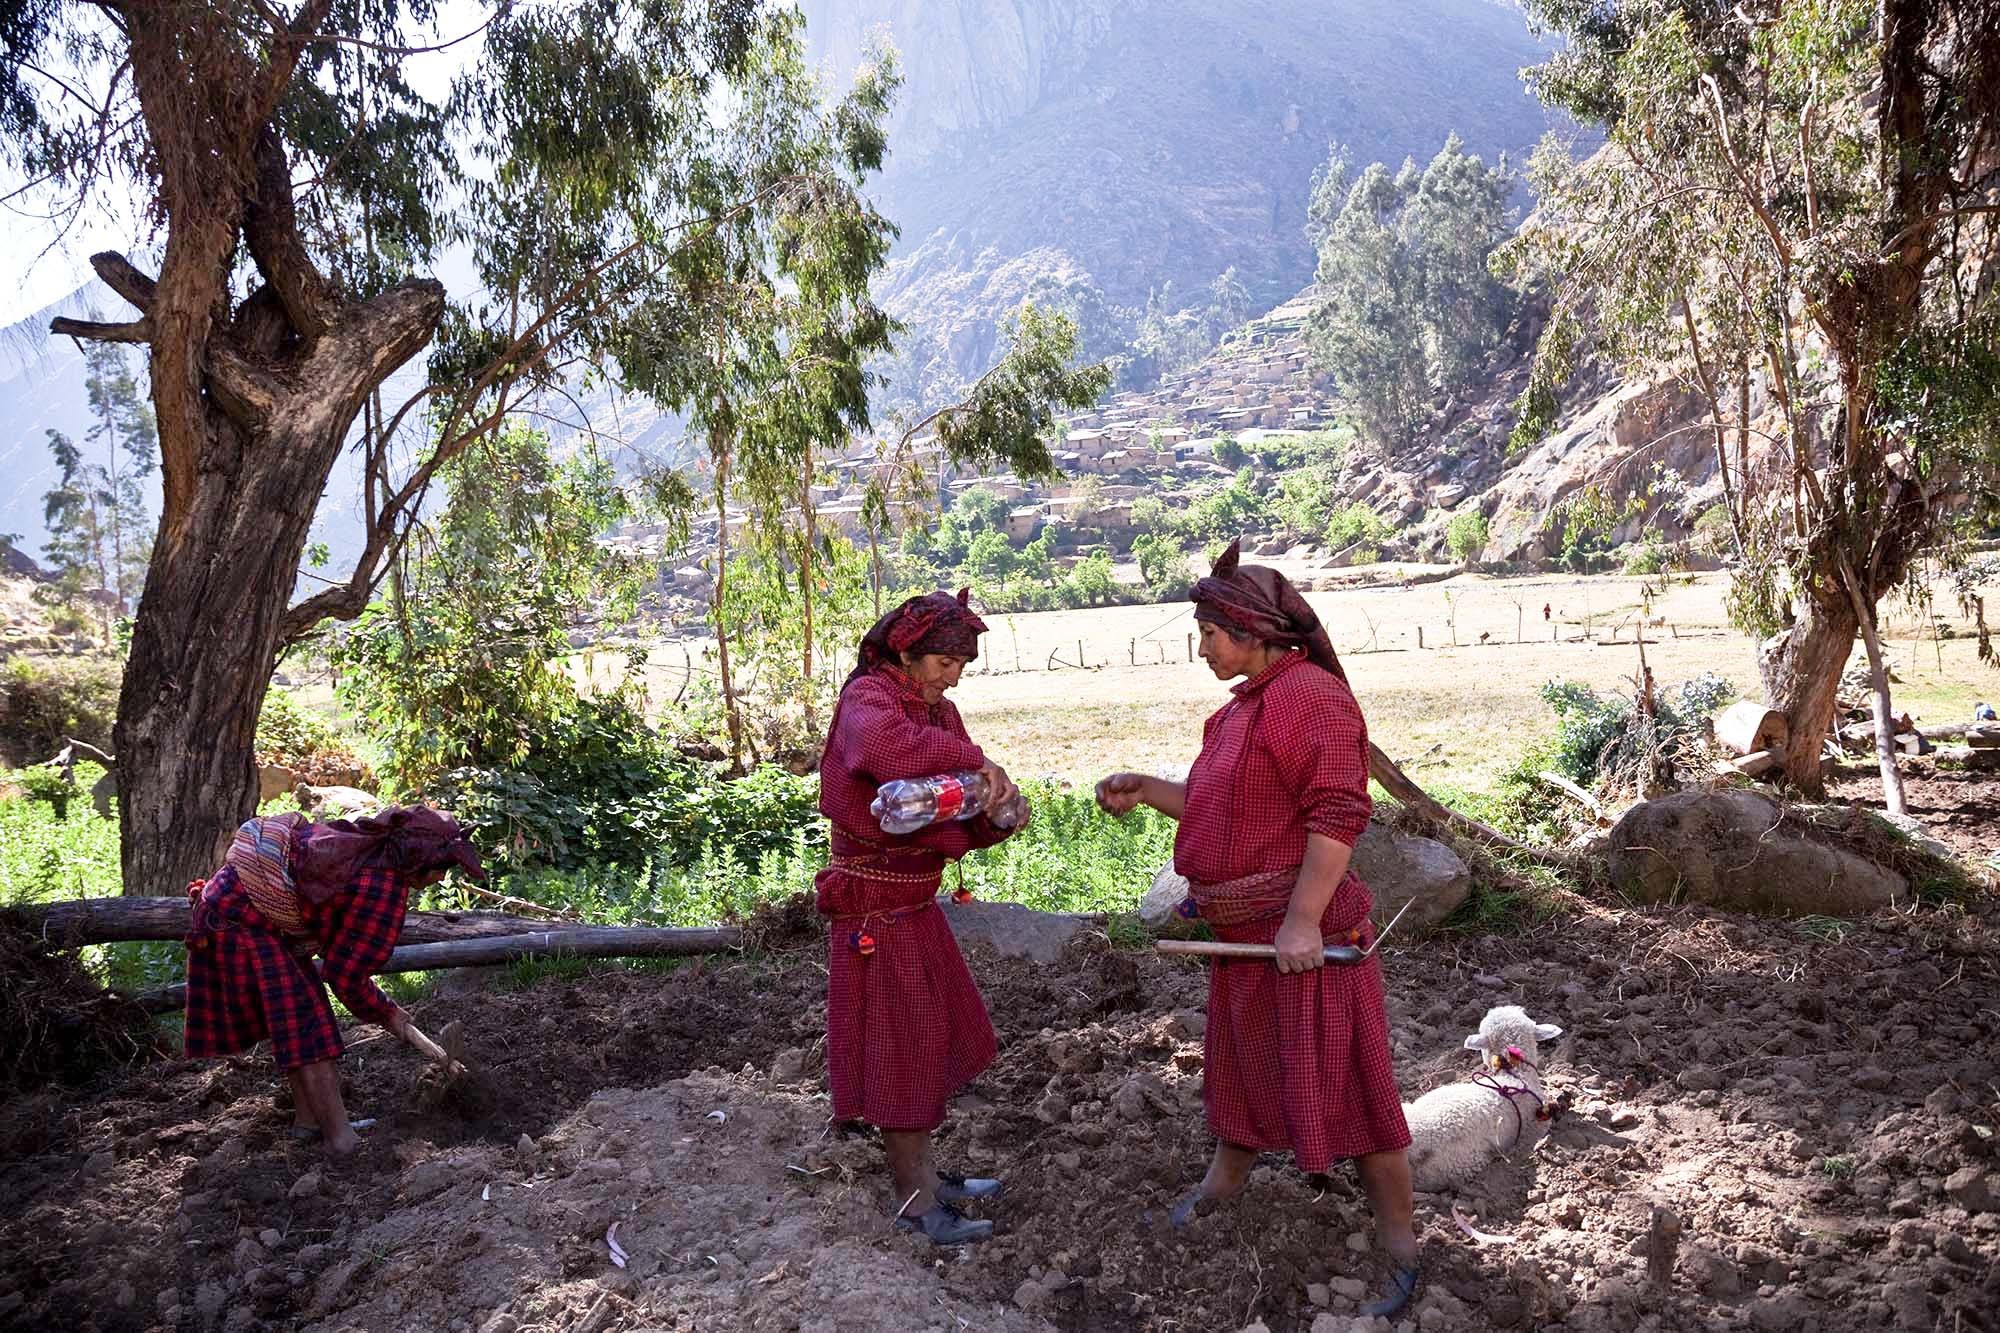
[816,589,1023,1245]
[1096,541,1419,1317]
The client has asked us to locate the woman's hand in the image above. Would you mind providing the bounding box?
[1095,771,1149,817]
[979,759,1019,814]
[1273,915,1326,974]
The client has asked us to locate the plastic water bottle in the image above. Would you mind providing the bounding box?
[872,771,1027,834]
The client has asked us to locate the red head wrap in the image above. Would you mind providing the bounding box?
[850,588,988,684]
[1190,539,1345,680]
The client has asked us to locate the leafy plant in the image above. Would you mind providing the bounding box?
[1446,510,1490,565]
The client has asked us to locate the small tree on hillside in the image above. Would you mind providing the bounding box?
[1447,510,1490,566]
[1307,136,1516,451]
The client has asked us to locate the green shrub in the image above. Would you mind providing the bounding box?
[1516,673,1735,795]
[0,656,119,766]
[256,689,370,784]
[1326,501,1392,558]
[1446,510,1490,564]
[1618,536,1670,575]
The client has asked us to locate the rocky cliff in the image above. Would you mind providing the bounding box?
[802,0,1564,406]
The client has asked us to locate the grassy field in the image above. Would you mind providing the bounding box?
[932,570,1997,792]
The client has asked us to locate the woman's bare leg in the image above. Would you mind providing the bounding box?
[883,1129,939,1215]
[1356,1149,1417,1263]
[292,1060,360,1155]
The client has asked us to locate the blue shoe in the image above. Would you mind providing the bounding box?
[936,1172,1003,1204]
[1361,1265,1420,1319]
[895,1202,993,1246]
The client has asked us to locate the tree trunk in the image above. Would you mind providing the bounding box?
[711,451,745,773]
[125,924,743,1013]
[111,281,445,895]
[799,452,818,736]
[1757,587,1856,797]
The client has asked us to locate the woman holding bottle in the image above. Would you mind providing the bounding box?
[815,587,1024,1245]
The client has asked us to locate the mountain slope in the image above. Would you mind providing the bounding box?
[803,0,1563,403]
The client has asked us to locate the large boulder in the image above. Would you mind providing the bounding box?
[941,897,1088,964]
[294,783,380,819]
[1139,820,1471,933]
[257,764,300,804]
[1349,823,1472,933]
[1605,789,1905,916]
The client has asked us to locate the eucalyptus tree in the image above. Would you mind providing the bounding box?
[1508,0,2000,801]
[0,0,909,890]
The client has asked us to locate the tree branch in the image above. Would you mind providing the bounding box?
[243,125,331,341]
[50,317,152,344]
[204,343,285,424]
[88,251,157,312]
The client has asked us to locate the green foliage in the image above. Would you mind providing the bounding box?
[0,656,119,766]
[255,691,369,786]
[1268,430,1351,538]
[35,337,156,638]
[1446,510,1490,564]
[1325,501,1391,559]
[1544,484,1638,570]
[1619,536,1671,576]
[1507,310,1578,456]
[1516,673,1735,795]
[0,763,123,903]
[1307,135,1516,450]
[1173,469,1271,546]
[329,422,644,790]
[15,763,78,820]
[1214,436,1248,468]
[1131,533,1196,599]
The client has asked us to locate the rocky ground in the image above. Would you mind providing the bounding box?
[5,782,1999,1333]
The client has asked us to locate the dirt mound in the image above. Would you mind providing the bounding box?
[299,1074,1054,1333]
[0,918,166,1097]
[6,894,2000,1332]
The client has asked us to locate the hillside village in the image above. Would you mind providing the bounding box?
[623,277,1725,619]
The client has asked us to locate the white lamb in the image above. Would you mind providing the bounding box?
[1403,1005,1563,1191]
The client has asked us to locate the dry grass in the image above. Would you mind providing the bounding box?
[946,570,1997,791]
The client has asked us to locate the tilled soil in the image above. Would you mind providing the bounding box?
[4,880,2000,1333]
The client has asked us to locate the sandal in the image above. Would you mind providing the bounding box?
[1361,1264,1420,1319]
[286,1117,376,1141]
[1170,1187,1219,1229]
[936,1172,1003,1204]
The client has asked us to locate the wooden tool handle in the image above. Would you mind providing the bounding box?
[1155,939,1354,961]
[398,1019,466,1076]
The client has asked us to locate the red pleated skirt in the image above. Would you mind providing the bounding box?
[822,885,995,1132]
[1201,883,1411,1172]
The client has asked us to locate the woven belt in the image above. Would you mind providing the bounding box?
[827,854,943,886]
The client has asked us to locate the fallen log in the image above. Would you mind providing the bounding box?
[123,926,744,1014]
[1933,745,2000,770]
[7,897,599,947]
[1368,743,1579,868]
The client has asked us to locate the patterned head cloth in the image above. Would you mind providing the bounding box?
[851,588,988,683]
[1190,539,1345,680]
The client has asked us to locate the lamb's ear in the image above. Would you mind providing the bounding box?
[1462,1033,1485,1051]
[1534,1023,1564,1042]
